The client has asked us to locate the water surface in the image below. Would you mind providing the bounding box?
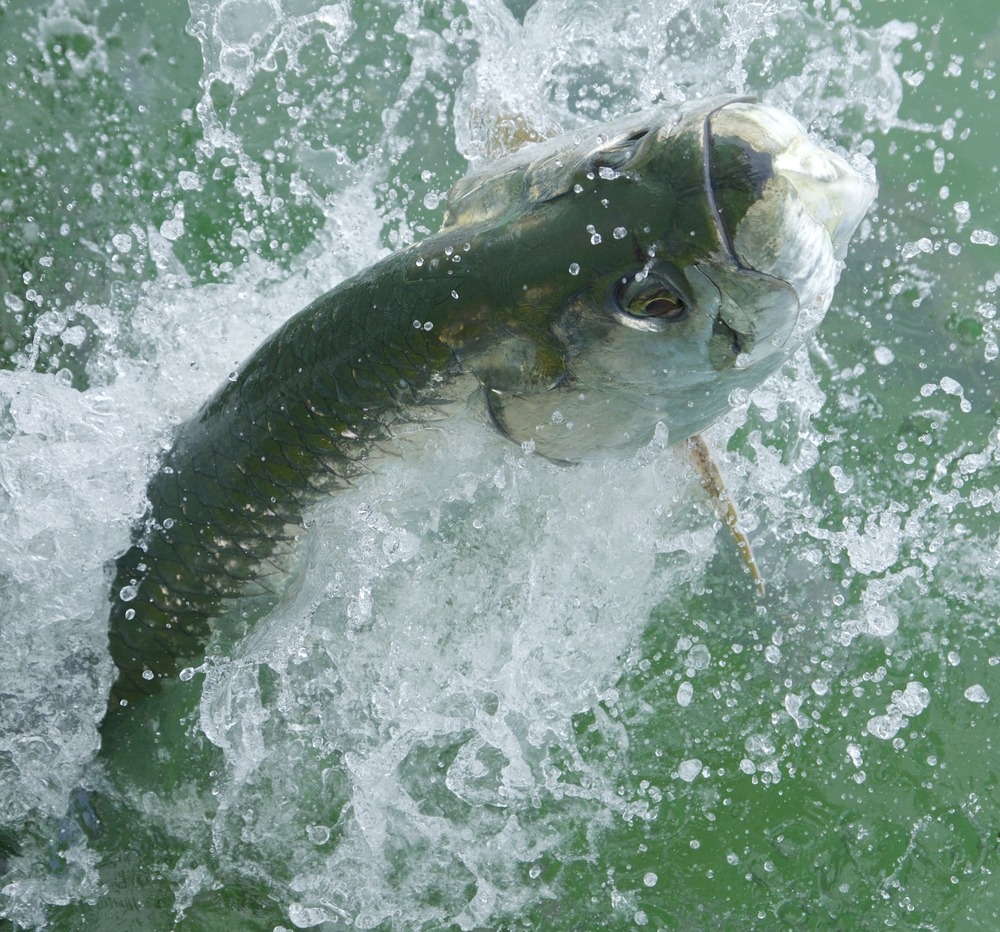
[1,0,999,928]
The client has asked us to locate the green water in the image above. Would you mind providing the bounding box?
[2,0,999,929]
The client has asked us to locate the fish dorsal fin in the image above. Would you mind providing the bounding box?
[441,106,566,232]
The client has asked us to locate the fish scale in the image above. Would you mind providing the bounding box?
[108,254,460,712]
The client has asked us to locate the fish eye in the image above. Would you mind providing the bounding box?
[616,281,688,322]
[632,292,687,320]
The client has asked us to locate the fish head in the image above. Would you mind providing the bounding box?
[442,97,876,460]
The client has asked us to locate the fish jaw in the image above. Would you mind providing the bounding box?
[697,101,877,364]
[707,101,877,262]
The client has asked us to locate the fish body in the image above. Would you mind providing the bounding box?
[107,97,875,712]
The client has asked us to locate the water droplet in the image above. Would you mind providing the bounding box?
[568,262,580,276]
[306,824,331,845]
[159,217,185,241]
[677,758,702,782]
[964,684,989,704]
[676,681,693,706]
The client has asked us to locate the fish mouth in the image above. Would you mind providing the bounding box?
[697,99,877,360]
[704,99,877,264]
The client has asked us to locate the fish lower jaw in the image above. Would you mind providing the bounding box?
[775,141,877,261]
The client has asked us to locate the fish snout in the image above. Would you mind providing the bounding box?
[707,101,877,264]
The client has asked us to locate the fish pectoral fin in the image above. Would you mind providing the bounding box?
[686,434,765,596]
[484,386,518,445]
[484,387,576,467]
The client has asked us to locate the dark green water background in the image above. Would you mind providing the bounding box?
[2,0,999,928]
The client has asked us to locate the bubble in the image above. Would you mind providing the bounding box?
[160,218,185,242]
[894,682,931,716]
[964,685,989,704]
[306,824,331,845]
[686,643,710,671]
[60,325,87,347]
[901,238,933,259]
[867,712,903,740]
[677,758,702,782]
